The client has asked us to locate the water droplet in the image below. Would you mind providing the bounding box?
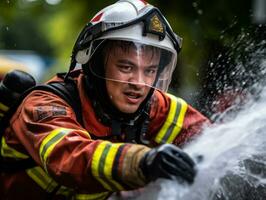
[192,2,198,8]
[197,9,203,15]
[6,26,9,31]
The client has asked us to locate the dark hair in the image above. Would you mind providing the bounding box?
[101,40,172,82]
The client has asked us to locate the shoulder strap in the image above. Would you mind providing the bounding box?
[42,81,84,127]
[0,80,83,172]
[0,81,83,133]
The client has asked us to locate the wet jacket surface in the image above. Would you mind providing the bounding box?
[0,73,209,200]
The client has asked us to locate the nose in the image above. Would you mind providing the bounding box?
[128,81,145,90]
[128,71,146,87]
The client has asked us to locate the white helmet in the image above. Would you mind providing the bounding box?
[70,0,182,92]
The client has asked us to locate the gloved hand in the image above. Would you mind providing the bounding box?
[139,144,196,184]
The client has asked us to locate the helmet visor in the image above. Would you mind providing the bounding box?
[89,39,177,91]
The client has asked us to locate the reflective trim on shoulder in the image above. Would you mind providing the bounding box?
[91,141,125,191]
[26,166,59,193]
[74,192,110,200]
[154,93,188,144]
[1,136,29,159]
[39,128,73,171]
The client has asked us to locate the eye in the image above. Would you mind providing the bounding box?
[117,65,133,73]
[145,67,158,76]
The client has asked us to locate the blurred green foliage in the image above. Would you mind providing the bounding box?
[0,0,262,106]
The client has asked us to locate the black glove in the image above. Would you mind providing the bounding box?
[139,144,196,184]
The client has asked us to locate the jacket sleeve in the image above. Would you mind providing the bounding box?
[173,103,210,145]
[149,92,210,146]
[8,90,149,193]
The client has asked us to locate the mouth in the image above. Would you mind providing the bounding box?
[124,91,143,103]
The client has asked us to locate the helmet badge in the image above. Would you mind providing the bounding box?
[150,14,164,33]
[144,12,166,41]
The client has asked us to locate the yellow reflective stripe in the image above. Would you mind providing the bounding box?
[92,141,110,190]
[91,141,124,191]
[0,102,9,112]
[39,128,72,170]
[155,94,188,144]
[166,96,187,143]
[1,136,29,159]
[56,187,110,200]
[26,166,58,192]
[75,192,110,200]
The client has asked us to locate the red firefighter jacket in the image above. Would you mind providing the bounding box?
[0,73,209,200]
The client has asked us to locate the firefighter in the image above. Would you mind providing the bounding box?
[0,0,210,199]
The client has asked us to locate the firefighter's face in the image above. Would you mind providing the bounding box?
[104,43,160,113]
